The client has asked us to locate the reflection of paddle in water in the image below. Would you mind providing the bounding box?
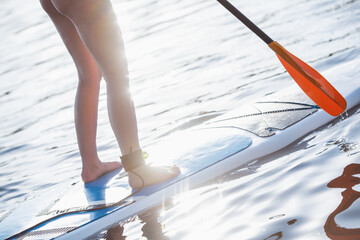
[324,163,360,240]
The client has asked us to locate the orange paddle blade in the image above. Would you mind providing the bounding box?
[269,41,347,116]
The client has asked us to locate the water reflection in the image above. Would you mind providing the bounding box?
[264,231,282,240]
[105,206,169,240]
[324,163,360,240]
[105,224,125,240]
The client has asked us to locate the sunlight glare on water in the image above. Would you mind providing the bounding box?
[1,0,360,239]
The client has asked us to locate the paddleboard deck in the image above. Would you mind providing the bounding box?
[2,59,360,240]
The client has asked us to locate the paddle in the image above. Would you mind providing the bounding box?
[217,0,347,116]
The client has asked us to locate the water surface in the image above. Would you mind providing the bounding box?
[1,0,360,239]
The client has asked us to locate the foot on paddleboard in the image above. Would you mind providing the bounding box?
[121,149,180,189]
[81,161,122,183]
[128,165,180,189]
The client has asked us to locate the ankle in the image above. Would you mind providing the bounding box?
[120,149,146,172]
[81,157,101,170]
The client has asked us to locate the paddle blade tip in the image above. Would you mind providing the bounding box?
[269,42,347,116]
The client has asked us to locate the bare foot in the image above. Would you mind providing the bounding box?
[82,161,122,183]
[128,165,180,189]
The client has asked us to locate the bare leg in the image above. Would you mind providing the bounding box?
[40,0,121,182]
[49,0,140,154]
[42,0,179,187]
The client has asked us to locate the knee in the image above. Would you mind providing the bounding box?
[77,65,103,87]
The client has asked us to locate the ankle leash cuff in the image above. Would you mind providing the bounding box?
[120,149,146,171]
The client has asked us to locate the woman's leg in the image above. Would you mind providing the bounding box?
[40,0,121,183]
[49,0,140,154]
[43,0,179,187]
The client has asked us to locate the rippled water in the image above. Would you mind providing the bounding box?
[1,0,360,239]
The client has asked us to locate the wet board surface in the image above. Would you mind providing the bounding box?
[2,59,360,240]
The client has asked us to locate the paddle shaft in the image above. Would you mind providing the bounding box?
[217,0,274,44]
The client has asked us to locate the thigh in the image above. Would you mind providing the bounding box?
[40,0,101,81]
[50,0,113,24]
